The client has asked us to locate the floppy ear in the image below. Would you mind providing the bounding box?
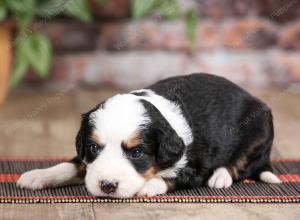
[75,113,90,160]
[75,128,85,160]
[76,102,105,160]
[155,123,185,168]
[140,99,186,169]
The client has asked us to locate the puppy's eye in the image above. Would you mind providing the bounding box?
[128,148,143,159]
[89,144,101,155]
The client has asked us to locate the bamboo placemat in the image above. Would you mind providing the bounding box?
[0,158,299,203]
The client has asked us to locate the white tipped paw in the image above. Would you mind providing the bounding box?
[137,178,168,197]
[17,169,53,190]
[208,167,233,189]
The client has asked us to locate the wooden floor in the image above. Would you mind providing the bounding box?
[0,88,299,220]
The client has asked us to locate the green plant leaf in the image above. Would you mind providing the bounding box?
[64,0,92,22]
[15,14,33,33]
[10,32,52,88]
[131,0,158,18]
[5,0,36,16]
[10,44,29,88]
[184,10,198,49]
[36,0,66,18]
[132,0,179,19]
[6,0,36,32]
[157,0,179,19]
[23,33,52,78]
[0,1,7,21]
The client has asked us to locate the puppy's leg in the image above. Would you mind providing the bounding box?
[137,177,169,196]
[17,156,85,190]
[208,167,233,189]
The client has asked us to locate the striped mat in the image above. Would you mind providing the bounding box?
[0,158,299,203]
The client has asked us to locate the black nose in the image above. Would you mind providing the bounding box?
[100,180,118,194]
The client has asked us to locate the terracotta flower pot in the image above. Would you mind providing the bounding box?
[0,23,12,106]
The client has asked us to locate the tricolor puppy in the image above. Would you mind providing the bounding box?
[17,73,281,197]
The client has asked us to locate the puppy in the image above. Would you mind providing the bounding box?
[17,73,281,197]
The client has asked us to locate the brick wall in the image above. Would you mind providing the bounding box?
[26,0,300,89]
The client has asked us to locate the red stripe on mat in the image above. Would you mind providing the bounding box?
[0,157,300,162]
[0,174,20,182]
[1,174,300,183]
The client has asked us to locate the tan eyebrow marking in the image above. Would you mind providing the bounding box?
[123,133,142,150]
[90,132,101,145]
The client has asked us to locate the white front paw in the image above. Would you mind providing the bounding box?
[17,169,52,190]
[137,178,168,197]
[208,167,233,189]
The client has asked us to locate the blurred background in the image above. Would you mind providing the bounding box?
[0,0,299,158]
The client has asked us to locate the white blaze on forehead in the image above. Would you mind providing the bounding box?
[90,94,150,144]
[86,94,150,197]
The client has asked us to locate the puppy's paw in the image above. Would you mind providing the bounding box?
[208,167,233,189]
[17,169,53,190]
[137,178,168,197]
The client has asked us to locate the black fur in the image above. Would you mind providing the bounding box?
[146,73,275,189]
[75,113,91,160]
[120,99,185,173]
[75,73,275,192]
[75,101,105,162]
[70,156,87,179]
[140,100,185,169]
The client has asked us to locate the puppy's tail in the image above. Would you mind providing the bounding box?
[259,171,282,184]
